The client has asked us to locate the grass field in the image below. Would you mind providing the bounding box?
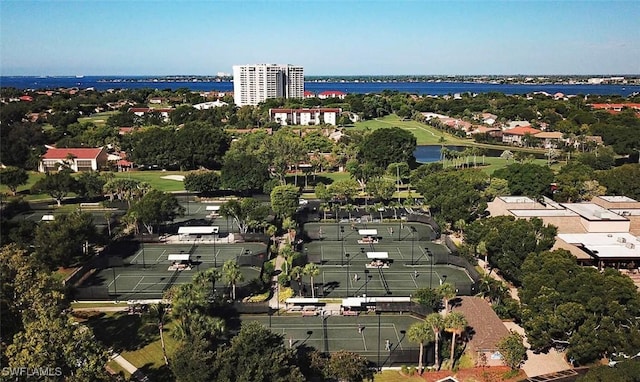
[113,171,187,192]
[78,111,117,127]
[354,115,468,146]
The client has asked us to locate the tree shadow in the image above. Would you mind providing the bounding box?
[137,363,175,382]
[86,313,159,352]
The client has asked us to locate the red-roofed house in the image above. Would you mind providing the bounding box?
[19,95,33,102]
[318,90,346,100]
[590,103,640,116]
[502,126,541,145]
[304,91,315,98]
[39,147,108,172]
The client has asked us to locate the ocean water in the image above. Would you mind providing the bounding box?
[1,76,639,96]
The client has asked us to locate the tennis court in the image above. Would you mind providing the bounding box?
[320,265,473,297]
[297,222,476,298]
[78,242,267,300]
[303,221,437,242]
[243,313,422,365]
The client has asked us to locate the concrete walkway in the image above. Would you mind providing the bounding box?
[111,352,148,381]
[475,258,572,377]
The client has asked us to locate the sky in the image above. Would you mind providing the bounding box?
[1,0,639,76]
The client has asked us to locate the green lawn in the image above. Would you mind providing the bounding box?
[78,111,117,127]
[113,171,187,192]
[354,115,468,146]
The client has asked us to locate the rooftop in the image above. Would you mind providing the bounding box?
[510,209,578,217]
[561,203,628,221]
[599,196,638,203]
[42,147,104,160]
[499,196,537,204]
[557,233,640,259]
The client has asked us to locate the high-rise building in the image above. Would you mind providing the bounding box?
[232,64,304,106]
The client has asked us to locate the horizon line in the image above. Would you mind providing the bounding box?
[2,73,640,78]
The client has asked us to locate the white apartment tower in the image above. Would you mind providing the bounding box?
[232,64,304,106]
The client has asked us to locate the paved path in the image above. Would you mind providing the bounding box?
[111,352,148,381]
[474,252,572,377]
[504,322,572,378]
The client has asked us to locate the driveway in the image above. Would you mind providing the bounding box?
[503,322,573,377]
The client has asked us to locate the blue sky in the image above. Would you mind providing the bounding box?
[1,0,638,76]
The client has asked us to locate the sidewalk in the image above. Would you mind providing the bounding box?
[111,352,148,381]
[475,259,572,377]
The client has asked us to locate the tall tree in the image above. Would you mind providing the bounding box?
[444,312,468,370]
[325,350,373,382]
[303,263,320,298]
[184,171,221,193]
[437,283,457,312]
[359,126,417,170]
[424,313,445,369]
[31,169,77,206]
[222,259,244,301]
[493,163,554,198]
[407,322,435,374]
[212,321,304,382]
[127,189,184,234]
[219,198,269,234]
[270,184,301,219]
[34,211,96,269]
[220,151,270,194]
[497,331,527,370]
[0,166,29,196]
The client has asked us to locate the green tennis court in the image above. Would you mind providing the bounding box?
[79,242,267,300]
[303,222,437,242]
[127,243,267,268]
[243,314,421,359]
[99,266,260,299]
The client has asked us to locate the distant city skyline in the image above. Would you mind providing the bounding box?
[1,0,639,76]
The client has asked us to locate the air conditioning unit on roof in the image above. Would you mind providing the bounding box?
[626,242,636,249]
[617,237,627,243]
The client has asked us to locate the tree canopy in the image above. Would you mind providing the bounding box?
[359,127,417,170]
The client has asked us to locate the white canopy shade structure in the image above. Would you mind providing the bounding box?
[367,252,389,259]
[285,298,320,304]
[205,205,221,211]
[168,254,190,261]
[358,229,378,236]
[41,214,55,221]
[178,226,219,235]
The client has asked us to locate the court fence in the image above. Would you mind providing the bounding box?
[375,301,433,318]
[406,213,441,238]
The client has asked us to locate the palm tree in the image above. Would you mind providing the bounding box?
[193,268,221,298]
[291,266,304,296]
[222,260,244,300]
[444,312,468,370]
[303,263,320,298]
[148,303,169,365]
[424,313,444,370]
[437,283,457,312]
[407,322,435,374]
[280,246,297,276]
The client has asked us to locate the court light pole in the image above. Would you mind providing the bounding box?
[426,248,433,289]
[410,226,417,265]
[141,234,146,269]
[112,266,117,301]
[364,269,371,302]
[377,310,382,372]
[213,232,218,267]
[345,253,351,297]
[340,226,345,266]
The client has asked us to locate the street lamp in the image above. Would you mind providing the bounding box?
[345,253,351,297]
[112,266,118,301]
[410,226,417,265]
